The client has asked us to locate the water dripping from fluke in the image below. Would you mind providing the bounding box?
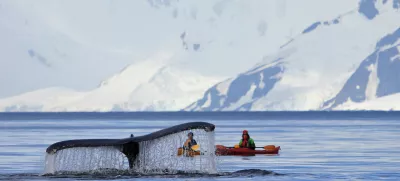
[43,122,217,175]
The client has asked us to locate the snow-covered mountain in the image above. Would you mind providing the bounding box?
[186,0,400,111]
[0,53,222,111]
[335,92,400,110]
[1,0,399,111]
[325,27,400,110]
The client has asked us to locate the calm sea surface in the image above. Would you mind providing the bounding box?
[0,112,399,180]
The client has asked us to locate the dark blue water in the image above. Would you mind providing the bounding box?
[1,111,399,180]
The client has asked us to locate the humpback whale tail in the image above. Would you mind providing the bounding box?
[44,122,216,174]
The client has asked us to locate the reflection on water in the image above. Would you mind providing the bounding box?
[1,118,400,180]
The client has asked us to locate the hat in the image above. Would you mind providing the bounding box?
[243,130,248,134]
[188,132,194,136]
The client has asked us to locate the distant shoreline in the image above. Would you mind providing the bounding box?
[0,111,399,120]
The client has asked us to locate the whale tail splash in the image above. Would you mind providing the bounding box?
[44,122,216,174]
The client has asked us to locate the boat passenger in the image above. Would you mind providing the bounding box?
[239,130,256,150]
[183,132,197,150]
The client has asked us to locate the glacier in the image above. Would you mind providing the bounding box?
[1,0,399,111]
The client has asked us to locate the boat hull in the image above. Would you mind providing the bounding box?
[215,145,280,156]
[177,145,280,156]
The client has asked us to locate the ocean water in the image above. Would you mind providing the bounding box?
[0,112,399,180]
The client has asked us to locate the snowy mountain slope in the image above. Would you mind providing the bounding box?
[118,66,223,111]
[160,0,361,77]
[0,53,222,111]
[50,54,173,111]
[0,0,359,99]
[185,0,400,111]
[184,54,286,111]
[323,27,400,110]
[0,88,86,112]
[333,92,400,110]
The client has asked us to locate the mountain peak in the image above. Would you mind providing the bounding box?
[358,0,400,20]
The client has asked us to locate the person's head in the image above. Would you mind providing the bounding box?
[188,132,194,139]
[242,130,249,140]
